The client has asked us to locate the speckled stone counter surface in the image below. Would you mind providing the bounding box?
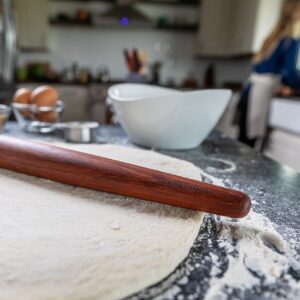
[3,122,300,300]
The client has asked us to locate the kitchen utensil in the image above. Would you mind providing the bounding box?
[108,84,231,150]
[0,136,251,218]
[123,49,131,71]
[128,50,135,72]
[138,49,147,75]
[56,121,99,143]
[12,100,64,133]
[123,48,147,83]
[0,104,11,133]
[132,48,141,72]
[96,66,110,83]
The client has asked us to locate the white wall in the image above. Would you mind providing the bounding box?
[253,0,282,51]
[18,1,251,86]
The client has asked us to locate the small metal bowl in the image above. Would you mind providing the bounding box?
[56,121,99,143]
[0,104,11,133]
[12,101,64,133]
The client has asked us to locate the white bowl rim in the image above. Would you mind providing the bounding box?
[108,83,181,102]
[109,84,232,103]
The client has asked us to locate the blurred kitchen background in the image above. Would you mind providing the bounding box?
[1,0,299,171]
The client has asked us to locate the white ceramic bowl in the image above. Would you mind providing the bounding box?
[108,84,232,150]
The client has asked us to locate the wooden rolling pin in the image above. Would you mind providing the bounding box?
[0,136,251,218]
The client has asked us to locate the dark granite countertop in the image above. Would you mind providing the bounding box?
[3,122,300,299]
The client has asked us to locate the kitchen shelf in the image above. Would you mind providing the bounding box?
[50,0,199,7]
[49,19,198,32]
[20,47,50,53]
[155,24,198,31]
[50,19,93,27]
[50,0,113,3]
[137,0,199,6]
[49,19,153,29]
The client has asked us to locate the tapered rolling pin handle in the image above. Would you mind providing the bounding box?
[0,136,251,218]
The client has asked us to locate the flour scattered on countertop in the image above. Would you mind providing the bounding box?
[205,158,237,174]
[198,169,225,187]
[205,211,300,299]
[202,168,300,299]
[131,160,300,300]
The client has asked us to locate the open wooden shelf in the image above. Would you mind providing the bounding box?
[49,19,198,32]
[137,0,199,6]
[50,0,199,7]
[155,23,198,31]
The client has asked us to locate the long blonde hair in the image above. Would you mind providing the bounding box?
[254,0,300,63]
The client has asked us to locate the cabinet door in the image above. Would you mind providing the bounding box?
[197,0,235,56]
[230,0,283,54]
[197,0,283,57]
[54,85,90,122]
[229,0,259,55]
[13,0,48,50]
[88,84,108,124]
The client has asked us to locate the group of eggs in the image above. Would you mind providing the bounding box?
[13,85,59,123]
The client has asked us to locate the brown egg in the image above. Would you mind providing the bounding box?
[35,111,58,123]
[31,85,58,106]
[0,114,6,128]
[13,88,31,104]
[13,88,32,118]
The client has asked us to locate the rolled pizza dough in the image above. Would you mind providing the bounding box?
[0,144,205,300]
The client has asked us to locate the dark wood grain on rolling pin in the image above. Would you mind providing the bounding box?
[0,136,251,218]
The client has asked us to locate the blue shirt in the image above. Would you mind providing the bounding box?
[253,37,300,88]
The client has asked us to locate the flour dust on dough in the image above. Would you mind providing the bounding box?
[0,144,204,300]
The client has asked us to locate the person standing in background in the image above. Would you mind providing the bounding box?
[236,0,300,149]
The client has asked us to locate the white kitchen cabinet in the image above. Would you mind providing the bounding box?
[197,0,234,57]
[54,85,90,122]
[13,0,48,50]
[229,0,259,55]
[251,0,283,52]
[264,129,300,172]
[197,0,283,57]
[88,84,108,124]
